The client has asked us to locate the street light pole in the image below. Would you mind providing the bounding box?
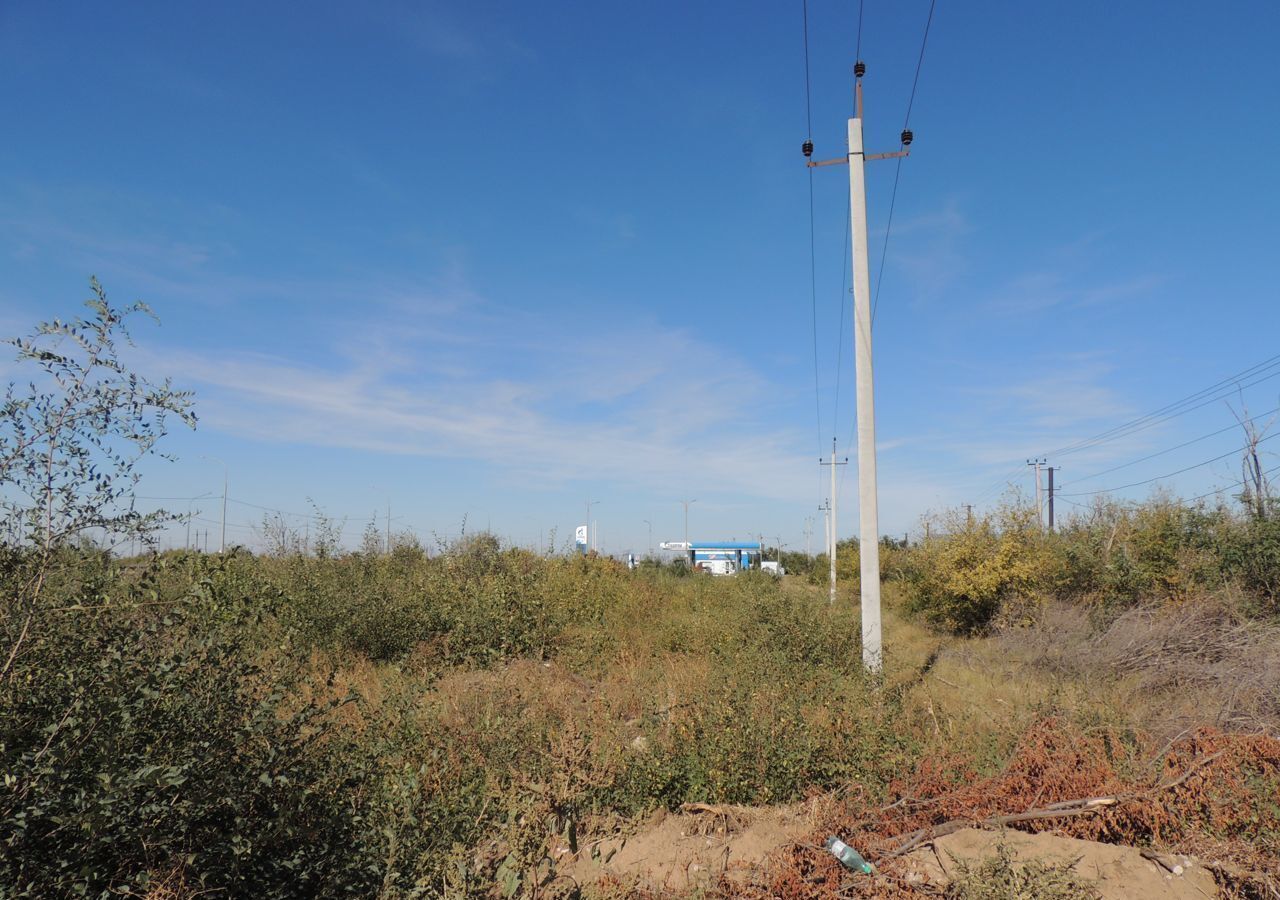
[680,498,697,563]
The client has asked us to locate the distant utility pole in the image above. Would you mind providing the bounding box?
[818,499,830,569]
[963,504,974,528]
[201,455,228,553]
[820,438,848,604]
[803,516,813,557]
[806,63,905,671]
[680,498,697,553]
[643,519,652,556]
[1027,458,1046,528]
[585,499,600,551]
[386,500,391,553]
[1046,466,1056,531]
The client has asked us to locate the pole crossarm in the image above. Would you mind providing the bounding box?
[806,149,908,168]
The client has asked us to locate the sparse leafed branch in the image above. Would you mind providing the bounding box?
[1,278,196,678]
[1230,397,1275,519]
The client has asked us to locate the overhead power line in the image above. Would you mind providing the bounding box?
[801,0,814,139]
[1059,431,1280,498]
[1185,461,1280,504]
[901,0,938,130]
[135,493,390,527]
[1043,353,1280,459]
[871,0,938,325]
[974,352,1280,506]
[1066,403,1280,486]
[834,194,851,434]
[802,0,824,502]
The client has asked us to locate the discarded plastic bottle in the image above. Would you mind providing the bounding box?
[824,836,874,874]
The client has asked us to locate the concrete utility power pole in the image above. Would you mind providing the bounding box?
[818,499,830,570]
[820,438,848,604]
[1046,466,1056,531]
[1027,458,1046,528]
[803,516,813,557]
[201,455,228,553]
[805,64,904,670]
[585,499,599,551]
[643,519,652,556]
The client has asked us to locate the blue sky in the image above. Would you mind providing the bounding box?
[3,0,1279,554]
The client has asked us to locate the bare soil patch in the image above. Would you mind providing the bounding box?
[904,827,1218,899]
[567,801,819,892]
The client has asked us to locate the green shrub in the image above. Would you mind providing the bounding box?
[1220,507,1280,614]
[0,559,381,898]
[902,505,1055,634]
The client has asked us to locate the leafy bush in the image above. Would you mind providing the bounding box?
[0,557,381,898]
[901,505,1055,634]
[896,493,1280,634]
[1219,505,1280,614]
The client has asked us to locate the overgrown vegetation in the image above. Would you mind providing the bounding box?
[894,493,1280,634]
[944,841,1100,900]
[4,288,1278,898]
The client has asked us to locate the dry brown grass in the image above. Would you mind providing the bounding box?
[999,592,1280,738]
[730,718,1280,899]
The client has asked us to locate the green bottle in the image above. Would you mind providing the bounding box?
[825,836,874,874]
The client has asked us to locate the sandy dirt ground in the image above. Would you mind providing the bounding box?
[901,827,1218,899]
[568,806,1223,898]
[566,802,816,892]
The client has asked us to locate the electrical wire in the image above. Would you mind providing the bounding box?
[871,0,937,325]
[801,0,813,140]
[833,195,851,433]
[1042,353,1280,459]
[1059,431,1280,497]
[802,0,826,502]
[134,493,398,527]
[1064,403,1280,486]
[972,353,1280,508]
[871,159,903,325]
[902,0,938,130]
[855,0,864,63]
[1185,461,1280,505]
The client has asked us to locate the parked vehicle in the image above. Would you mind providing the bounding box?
[696,559,737,576]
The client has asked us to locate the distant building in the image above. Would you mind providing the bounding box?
[686,541,761,573]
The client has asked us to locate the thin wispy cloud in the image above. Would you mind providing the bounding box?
[142,297,815,502]
[878,198,971,303]
[987,271,1163,315]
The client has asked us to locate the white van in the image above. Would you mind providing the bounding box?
[697,559,737,576]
